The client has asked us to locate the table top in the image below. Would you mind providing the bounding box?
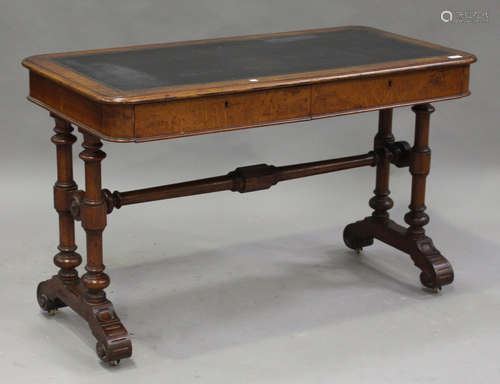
[23,26,475,104]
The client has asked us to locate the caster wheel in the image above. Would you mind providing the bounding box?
[97,341,124,365]
[96,341,110,363]
[96,335,131,365]
[47,308,58,316]
[420,272,441,293]
[355,248,362,254]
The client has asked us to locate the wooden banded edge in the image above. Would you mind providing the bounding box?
[22,25,476,104]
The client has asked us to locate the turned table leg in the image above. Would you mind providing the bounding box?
[343,105,454,291]
[36,122,131,365]
[370,109,395,222]
[79,131,132,364]
[79,133,109,304]
[404,104,433,237]
[37,115,81,313]
[343,109,394,251]
[404,104,454,290]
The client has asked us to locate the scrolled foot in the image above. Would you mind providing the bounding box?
[36,277,132,364]
[343,221,374,252]
[91,304,132,363]
[412,238,454,291]
[37,280,66,313]
[341,217,455,291]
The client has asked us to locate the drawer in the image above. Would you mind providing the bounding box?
[311,66,469,116]
[134,86,312,139]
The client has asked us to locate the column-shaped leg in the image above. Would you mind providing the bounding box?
[79,132,109,304]
[343,109,394,251]
[37,115,81,313]
[370,109,395,221]
[404,104,453,290]
[79,131,132,364]
[404,104,432,236]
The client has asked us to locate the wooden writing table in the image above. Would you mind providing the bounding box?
[23,26,476,365]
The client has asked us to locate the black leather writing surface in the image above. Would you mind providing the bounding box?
[55,28,451,92]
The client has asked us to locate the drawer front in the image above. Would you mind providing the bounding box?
[135,86,312,139]
[311,66,469,116]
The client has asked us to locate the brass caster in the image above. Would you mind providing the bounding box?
[48,309,58,316]
[432,287,442,294]
[109,360,120,366]
[355,248,362,254]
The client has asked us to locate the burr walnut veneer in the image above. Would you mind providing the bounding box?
[22,26,476,365]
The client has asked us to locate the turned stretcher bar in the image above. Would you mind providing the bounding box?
[70,143,410,219]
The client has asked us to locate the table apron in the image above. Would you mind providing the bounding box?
[27,65,470,142]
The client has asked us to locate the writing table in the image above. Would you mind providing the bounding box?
[22,26,476,365]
